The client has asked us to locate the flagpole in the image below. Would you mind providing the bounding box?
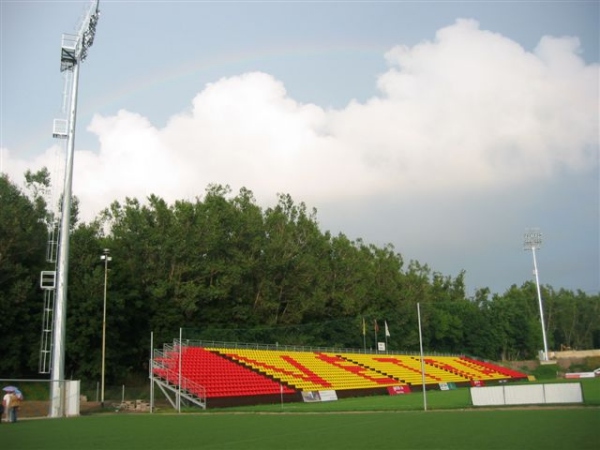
[417,303,427,411]
[374,319,378,353]
[384,321,389,354]
[362,318,366,352]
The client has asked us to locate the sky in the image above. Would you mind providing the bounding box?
[1,0,598,296]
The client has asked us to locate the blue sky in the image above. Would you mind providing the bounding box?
[1,1,598,296]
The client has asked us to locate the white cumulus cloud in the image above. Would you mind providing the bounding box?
[5,19,598,225]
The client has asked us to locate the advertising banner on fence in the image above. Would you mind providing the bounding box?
[301,390,338,403]
[565,368,600,379]
[387,385,411,395]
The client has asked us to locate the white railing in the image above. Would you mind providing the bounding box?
[151,346,207,409]
[174,338,459,357]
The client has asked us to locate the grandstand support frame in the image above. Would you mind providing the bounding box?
[150,338,207,411]
[153,377,207,411]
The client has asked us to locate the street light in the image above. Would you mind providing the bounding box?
[524,228,549,361]
[100,248,112,407]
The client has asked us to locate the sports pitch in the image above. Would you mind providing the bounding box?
[4,406,599,449]
[4,379,600,449]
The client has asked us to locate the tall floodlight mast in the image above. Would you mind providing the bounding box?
[524,228,549,362]
[50,0,100,418]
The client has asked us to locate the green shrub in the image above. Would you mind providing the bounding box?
[531,364,559,380]
[583,356,600,372]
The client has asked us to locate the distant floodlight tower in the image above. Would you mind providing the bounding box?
[50,0,100,418]
[524,228,549,362]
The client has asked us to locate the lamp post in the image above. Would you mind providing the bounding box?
[100,248,112,407]
[524,228,549,361]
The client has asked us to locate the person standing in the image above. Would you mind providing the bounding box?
[2,391,11,423]
[9,392,20,422]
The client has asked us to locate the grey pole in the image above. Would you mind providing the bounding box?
[50,0,100,418]
[100,249,111,407]
[50,55,81,419]
[524,228,549,361]
[417,303,427,411]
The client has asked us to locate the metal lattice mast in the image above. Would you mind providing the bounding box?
[524,228,549,362]
[50,0,100,418]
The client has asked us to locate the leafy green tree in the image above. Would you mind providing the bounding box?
[5,167,600,382]
[65,221,105,379]
[550,288,600,351]
[0,174,48,376]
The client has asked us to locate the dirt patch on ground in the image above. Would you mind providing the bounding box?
[7,401,106,420]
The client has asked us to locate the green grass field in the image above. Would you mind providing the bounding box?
[4,379,599,450]
[3,409,598,450]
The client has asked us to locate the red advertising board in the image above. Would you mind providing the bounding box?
[387,385,411,395]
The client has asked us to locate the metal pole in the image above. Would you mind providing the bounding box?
[374,319,378,353]
[178,327,182,413]
[150,331,154,414]
[50,56,81,418]
[100,249,110,407]
[384,321,389,353]
[417,303,427,411]
[50,0,100,418]
[362,318,366,352]
[531,246,549,361]
[524,228,549,361]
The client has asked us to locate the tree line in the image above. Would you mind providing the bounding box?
[1,171,598,383]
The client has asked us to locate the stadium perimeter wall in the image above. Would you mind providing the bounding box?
[504,349,600,372]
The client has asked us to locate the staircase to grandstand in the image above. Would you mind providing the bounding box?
[151,340,528,409]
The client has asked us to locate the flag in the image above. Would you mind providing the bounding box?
[384,321,391,338]
[362,317,366,336]
[374,319,379,333]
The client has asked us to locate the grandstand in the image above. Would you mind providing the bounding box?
[151,340,528,409]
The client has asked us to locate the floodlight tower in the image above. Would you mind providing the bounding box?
[524,228,549,362]
[50,0,100,418]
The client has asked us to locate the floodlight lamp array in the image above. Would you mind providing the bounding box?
[79,6,100,62]
[524,228,542,250]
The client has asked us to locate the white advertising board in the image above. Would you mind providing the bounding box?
[319,390,338,402]
[470,383,583,406]
[470,386,504,406]
[544,383,583,404]
[504,384,545,405]
[301,390,338,403]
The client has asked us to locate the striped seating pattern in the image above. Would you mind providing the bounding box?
[458,356,530,379]
[214,348,402,391]
[153,347,296,398]
[183,347,297,398]
[423,357,487,382]
[153,345,528,400]
[343,354,443,384]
